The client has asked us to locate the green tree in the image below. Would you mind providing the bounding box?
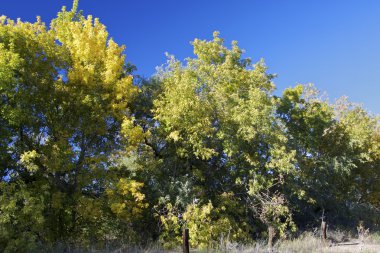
[2,1,379,250]
[277,85,380,227]
[153,32,296,246]
[333,97,380,211]
[0,1,146,251]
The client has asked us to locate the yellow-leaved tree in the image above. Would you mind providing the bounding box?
[153,32,296,248]
[0,0,148,251]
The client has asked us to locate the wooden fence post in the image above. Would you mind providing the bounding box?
[320,209,327,241]
[268,225,275,253]
[321,221,327,240]
[183,228,189,253]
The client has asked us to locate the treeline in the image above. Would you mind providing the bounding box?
[0,1,379,252]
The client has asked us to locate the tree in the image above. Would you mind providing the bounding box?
[333,97,380,210]
[277,85,380,227]
[153,32,296,246]
[0,1,146,251]
[2,1,379,250]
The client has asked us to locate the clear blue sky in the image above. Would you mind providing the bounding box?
[2,1,379,114]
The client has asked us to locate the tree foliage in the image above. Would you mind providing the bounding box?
[0,2,145,251]
[0,1,379,251]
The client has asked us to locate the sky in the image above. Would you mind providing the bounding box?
[1,0,380,114]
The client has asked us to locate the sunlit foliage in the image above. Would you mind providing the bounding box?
[0,1,379,251]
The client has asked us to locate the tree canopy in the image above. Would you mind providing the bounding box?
[0,2,379,252]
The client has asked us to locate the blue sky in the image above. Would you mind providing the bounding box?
[2,1,379,114]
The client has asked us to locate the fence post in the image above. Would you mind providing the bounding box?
[183,228,189,253]
[268,225,275,253]
[321,221,327,240]
[321,209,327,241]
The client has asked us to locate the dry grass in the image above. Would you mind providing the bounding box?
[54,231,380,253]
[187,230,380,253]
